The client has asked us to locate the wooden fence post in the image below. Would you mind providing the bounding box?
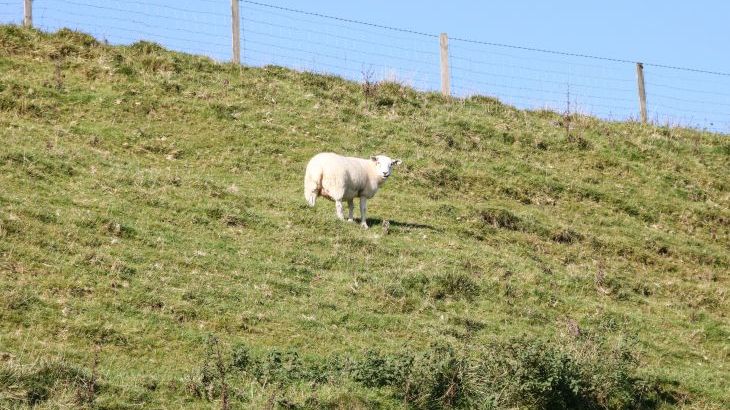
[439,33,450,97]
[636,62,647,124]
[231,0,241,64]
[23,0,32,27]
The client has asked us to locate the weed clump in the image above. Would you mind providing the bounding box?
[0,287,43,325]
[0,359,96,407]
[130,40,165,55]
[479,207,523,231]
[430,272,481,301]
[184,336,675,409]
[392,273,480,303]
[55,28,98,48]
[551,228,584,244]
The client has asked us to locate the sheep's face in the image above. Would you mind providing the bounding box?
[370,155,402,179]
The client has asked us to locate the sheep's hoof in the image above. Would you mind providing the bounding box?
[347,218,354,223]
[360,223,369,229]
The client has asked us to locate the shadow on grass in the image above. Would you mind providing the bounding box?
[366,218,441,232]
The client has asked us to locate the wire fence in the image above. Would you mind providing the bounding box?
[2,0,729,133]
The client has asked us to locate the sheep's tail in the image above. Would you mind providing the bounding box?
[303,161,321,207]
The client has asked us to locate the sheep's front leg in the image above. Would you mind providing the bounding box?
[335,200,345,220]
[347,200,354,222]
[359,197,368,228]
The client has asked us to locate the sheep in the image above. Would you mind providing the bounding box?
[304,152,402,228]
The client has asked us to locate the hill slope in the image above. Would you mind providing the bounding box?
[0,26,728,408]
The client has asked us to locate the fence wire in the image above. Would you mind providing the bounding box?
[1,0,728,133]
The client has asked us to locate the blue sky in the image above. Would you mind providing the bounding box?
[273,1,730,72]
[2,0,729,132]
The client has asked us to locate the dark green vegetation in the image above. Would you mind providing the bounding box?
[0,26,728,408]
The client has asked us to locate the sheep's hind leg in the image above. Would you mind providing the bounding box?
[359,197,368,229]
[335,200,345,221]
[347,200,354,222]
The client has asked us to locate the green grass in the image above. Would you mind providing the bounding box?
[0,25,728,409]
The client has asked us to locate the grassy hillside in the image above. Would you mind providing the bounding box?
[0,26,728,409]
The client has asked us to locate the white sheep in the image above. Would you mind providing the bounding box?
[304,152,402,228]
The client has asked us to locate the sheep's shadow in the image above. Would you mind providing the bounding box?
[365,218,441,232]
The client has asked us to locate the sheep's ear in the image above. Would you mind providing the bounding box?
[393,159,402,165]
[370,156,378,162]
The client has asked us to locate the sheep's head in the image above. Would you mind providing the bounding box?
[370,155,402,180]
